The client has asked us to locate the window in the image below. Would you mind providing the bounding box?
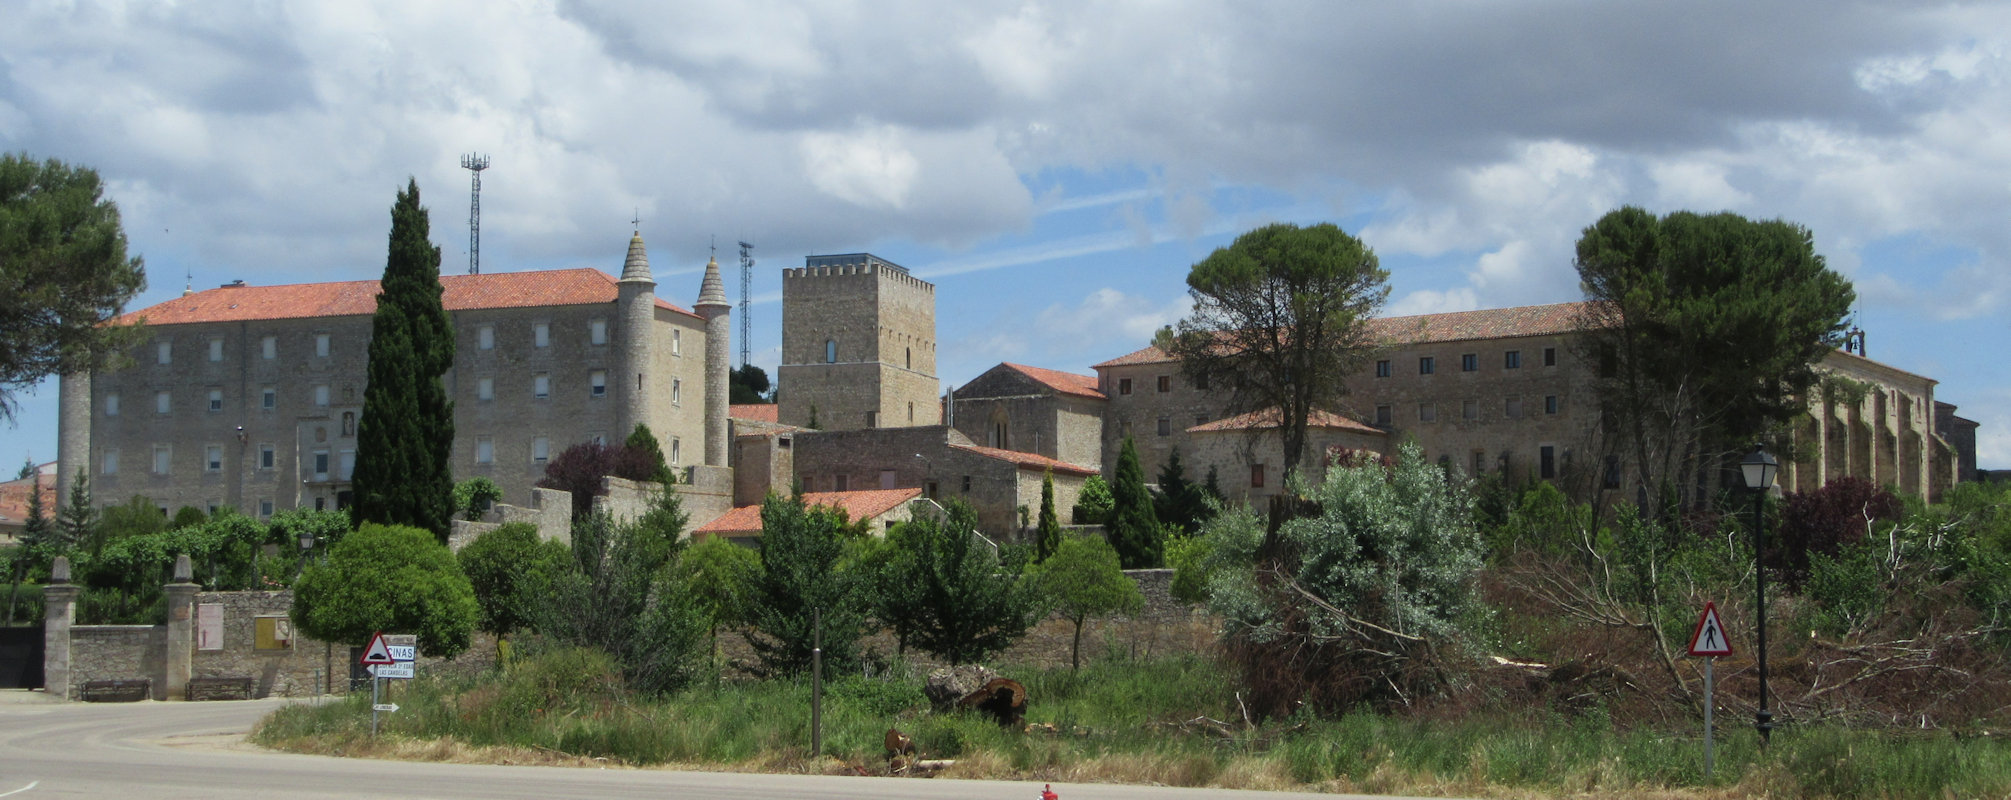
[153,445,171,474]
[866,410,878,428]
[259,499,273,518]
[835,474,850,492]
[533,323,550,348]
[1251,463,1266,488]
[478,325,494,350]
[1504,350,1522,369]
[881,470,897,490]
[1157,375,1171,393]
[1157,416,1170,436]
[314,334,330,358]
[1472,451,1485,476]
[209,337,224,362]
[259,444,274,470]
[1540,446,1556,479]
[669,438,680,464]
[1543,347,1557,367]
[339,450,354,480]
[475,437,493,464]
[1505,397,1524,419]
[961,475,972,493]
[674,329,683,356]
[158,340,172,364]
[1375,404,1392,426]
[312,450,329,481]
[1118,378,1132,395]
[533,373,550,399]
[906,347,912,370]
[531,437,549,463]
[1462,353,1478,372]
[261,387,276,410]
[156,391,171,414]
[1463,399,1478,420]
[105,392,119,416]
[477,378,493,401]
[908,402,915,423]
[590,370,606,397]
[1418,357,1435,375]
[102,449,118,475]
[1375,359,1392,378]
[206,445,223,472]
[261,336,276,360]
[590,319,608,345]
[313,385,329,407]
[825,339,836,363]
[208,388,223,412]
[671,378,681,405]
[1545,395,1559,415]
[1419,403,1437,422]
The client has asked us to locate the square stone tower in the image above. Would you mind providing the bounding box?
[778,254,939,430]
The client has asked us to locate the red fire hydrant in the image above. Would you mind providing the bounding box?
[1040,784,1059,800]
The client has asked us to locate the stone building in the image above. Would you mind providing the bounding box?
[949,362,1107,472]
[777,254,940,431]
[58,232,725,517]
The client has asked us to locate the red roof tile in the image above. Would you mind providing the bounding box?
[1092,345,1173,369]
[116,269,699,326]
[1188,407,1385,436]
[1002,363,1106,400]
[694,488,922,536]
[949,444,1098,476]
[730,404,780,423]
[1092,302,1596,369]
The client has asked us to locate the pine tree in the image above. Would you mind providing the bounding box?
[3,469,51,625]
[1153,448,1212,533]
[1037,469,1062,562]
[1108,436,1161,569]
[55,468,95,552]
[623,423,674,485]
[350,179,456,542]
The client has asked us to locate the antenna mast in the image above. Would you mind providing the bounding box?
[460,153,490,274]
[738,241,755,368]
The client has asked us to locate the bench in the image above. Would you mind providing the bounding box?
[79,679,151,702]
[186,676,256,701]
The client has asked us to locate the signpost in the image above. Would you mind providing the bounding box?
[360,632,395,735]
[1687,602,1733,779]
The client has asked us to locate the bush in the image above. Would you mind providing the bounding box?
[539,510,707,694]
[745,494,872,677]
[1072,475,1113,525]
[871,500,1045,664]
[453,477,503,521]
[458,522,568,645]
[1778,477,1901,589]
[292,523,477,658]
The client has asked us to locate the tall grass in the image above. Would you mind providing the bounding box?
[253,648,2011,799]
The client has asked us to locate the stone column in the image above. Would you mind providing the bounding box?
[57,370,90,506]
[163,554,198,701]
[42,557,77,700]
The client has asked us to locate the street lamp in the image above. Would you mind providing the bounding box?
[1741,442,1779,744]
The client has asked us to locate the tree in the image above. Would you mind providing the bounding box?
[1162,222,1389,485]
[96,495,167,555]
[170,506,207,530]
[1031,535,1142,670]
[457,522,568,652]
[538,440,665,519]
[1036,470,1062,562]
[3,473,51,626]
[55,469,95,551]
[1108,436,1161,569]
[623,423,674,485]
[0,154,148,420]
[872,500,1046,664]
[452,477,502,521]
[351,179,456,542]
[291,523,477,658]
[1073,475,1113,525]
[744,493,871,677]
[1154,448,1213,534]
[730,364,772,404]
[673,534,761,665]
[540,504,706,693]
[1574,207,1854,510]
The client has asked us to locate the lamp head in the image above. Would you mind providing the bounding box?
[297,529,316,552]
[1741,442,1778,492]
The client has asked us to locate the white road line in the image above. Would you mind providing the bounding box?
[0,781,37,797]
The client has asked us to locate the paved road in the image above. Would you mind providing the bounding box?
[0,693,1450,799]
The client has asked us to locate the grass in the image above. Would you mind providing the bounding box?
[253,647,2011,799]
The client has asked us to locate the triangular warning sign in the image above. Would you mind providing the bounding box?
[1688,602,1733,656]
[360,632,396,665]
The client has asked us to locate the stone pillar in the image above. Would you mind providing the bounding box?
[42,557,77,700]
[163,554,198,701]
[695,257,732,467]
[57,370,90,506]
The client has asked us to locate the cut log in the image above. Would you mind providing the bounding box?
[958,677,1028,726]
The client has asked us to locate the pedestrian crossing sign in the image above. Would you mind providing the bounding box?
[1687,602,1732,657]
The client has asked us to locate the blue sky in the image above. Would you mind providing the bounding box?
[1,1,2006,472]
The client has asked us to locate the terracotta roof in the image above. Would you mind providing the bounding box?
[1092,345,1173,369]
[694,488,922,536]
[1001,363,1106,400]
[948,444,1099,476]
[1092,302,1596,369]
[730,404,780,423]
[1188,407,1385,436]
[0,472,57,529]
[116,269,699,326]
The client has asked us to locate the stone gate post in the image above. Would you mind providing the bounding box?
[42,556,76,700]
[163,554,197,701]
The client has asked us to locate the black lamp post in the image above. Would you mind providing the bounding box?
[1741,442,1779,744]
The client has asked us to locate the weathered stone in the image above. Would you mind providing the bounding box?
[924,664,996,712]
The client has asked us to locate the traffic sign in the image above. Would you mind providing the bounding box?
[372,703,400,713]
[370,663,414,679]
[1688,602,1732,656]
[388,645,416,662]
[360,632,396,665]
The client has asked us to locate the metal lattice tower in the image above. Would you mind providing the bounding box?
[738,241,755,368]
[460,153,490,275]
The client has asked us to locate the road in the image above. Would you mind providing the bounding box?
[0,693,1454,799]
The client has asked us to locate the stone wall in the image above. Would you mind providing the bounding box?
[68,625,165,700]
[189,590,342,698]
[448,486,572,550]
[778,260,939,431]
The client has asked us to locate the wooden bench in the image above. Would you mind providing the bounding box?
[186,676,256,701]
[79,679,151,702]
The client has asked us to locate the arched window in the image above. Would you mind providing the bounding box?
[826,339,837,363]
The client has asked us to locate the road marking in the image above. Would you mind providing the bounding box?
[0,781,39,797]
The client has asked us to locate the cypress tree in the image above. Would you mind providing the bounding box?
[1036,469,1061,562]
[1109,436,1161,569]
[351,179,455,542]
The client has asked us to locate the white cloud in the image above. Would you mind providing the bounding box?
[799,126,922,210]
[1386,287,1480,318]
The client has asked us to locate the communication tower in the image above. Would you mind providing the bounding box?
[460,153,490,274]
[738,241,755,368]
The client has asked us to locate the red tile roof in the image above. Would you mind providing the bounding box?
[694,488,922,536]
[1001,363,1106,400]
[0,472,57,529]
[729,404,780,423]
[1188,407,1385,436]
[116,269,699,326]
[949,444,1099,476]
[1092,345,1173,368]
[1092,302,1597,368]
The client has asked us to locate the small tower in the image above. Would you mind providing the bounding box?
[616,231,657,438]
[695,253,732,467]
[778,253,939,430]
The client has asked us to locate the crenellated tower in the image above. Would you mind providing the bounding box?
[778,253,939,430]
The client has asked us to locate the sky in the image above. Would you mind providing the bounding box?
[1,0,2007,471]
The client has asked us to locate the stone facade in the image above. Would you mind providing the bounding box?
[778,255,940,431]
[789,425,1094,537]
[950,363,1107,472]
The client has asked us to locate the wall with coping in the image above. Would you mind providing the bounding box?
[67,625,165,699]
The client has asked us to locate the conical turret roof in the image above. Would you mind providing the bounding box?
[695,254,730,309]
[620,232,654,283]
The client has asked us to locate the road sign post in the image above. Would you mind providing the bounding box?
[360,632,399,736]
[1687,602,1733,780]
